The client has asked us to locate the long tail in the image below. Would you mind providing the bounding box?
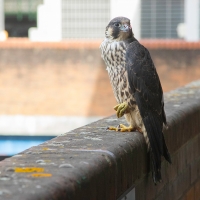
[149,134,171,184]
[143,128,162,184]
[150,149,161,184]
[142,113,171,184]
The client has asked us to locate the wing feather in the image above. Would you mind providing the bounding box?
[126,41,171,183]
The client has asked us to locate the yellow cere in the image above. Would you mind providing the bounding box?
[31,173,52,177]
[15,167,44,173]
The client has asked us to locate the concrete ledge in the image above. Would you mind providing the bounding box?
[0,80,200,200]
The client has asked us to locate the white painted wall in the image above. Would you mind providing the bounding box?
[110,0,141,40]
[29,0,62,41]
[0,0,7,41]
[0,115,102,136]
[184,0,200,41]
[0,0,4,31]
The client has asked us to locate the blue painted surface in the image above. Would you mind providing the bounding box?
[0,136,55,156]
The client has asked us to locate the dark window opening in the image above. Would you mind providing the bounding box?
[5,14,36,37]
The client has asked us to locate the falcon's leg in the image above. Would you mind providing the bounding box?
[107,124,142,132]
[107,124,135,132]
[107,102,140,132]
[114,102,129,118]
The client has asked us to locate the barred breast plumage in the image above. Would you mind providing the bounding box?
[100,38,145,148]
[100,39,136,110]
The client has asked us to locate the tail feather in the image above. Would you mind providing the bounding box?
[162,134,172,164]
[149,134,171,184]
[150,149,161,184]
[142,114,171,184]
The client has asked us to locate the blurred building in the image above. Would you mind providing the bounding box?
[4,0,42,37]
[1,0,199,41]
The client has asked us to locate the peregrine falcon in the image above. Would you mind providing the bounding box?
[100,17,171,184]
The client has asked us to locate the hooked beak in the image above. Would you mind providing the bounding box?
[120,24,132,32]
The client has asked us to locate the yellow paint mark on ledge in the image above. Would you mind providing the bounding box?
[31,173,52,178]
[42,147,49,151]
[15,167,44,173]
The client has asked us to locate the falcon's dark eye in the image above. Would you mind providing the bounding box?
[114,23,121,27]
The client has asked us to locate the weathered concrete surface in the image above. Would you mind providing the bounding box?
[0,121,147,200]
[0,80,200,200]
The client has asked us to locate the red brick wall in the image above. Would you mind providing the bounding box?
[0,39,200,116]
[135,134,200,200]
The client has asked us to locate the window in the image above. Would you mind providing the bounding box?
[141,0,184,39]
[62,0,110,39]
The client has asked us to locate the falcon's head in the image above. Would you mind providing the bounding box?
[105,17,133,41]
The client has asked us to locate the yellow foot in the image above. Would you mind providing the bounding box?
[114,102,129,118]
[107,124,135,132]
